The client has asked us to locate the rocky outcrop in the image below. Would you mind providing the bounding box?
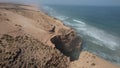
[0,34,70,68]
[51,29,82,61]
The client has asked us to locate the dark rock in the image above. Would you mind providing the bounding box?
[49,26,56,33]
[51,29,82,61]
[91,63,96,66]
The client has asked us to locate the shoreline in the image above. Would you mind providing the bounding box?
[41,4,120,68]
[0,3,120,68]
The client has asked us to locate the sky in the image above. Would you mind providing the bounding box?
[0,0,120,6]
[40,0,120,6]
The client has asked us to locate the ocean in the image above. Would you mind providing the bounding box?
[42,5,120,64]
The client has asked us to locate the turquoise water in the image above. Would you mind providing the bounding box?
[42,5,120,64]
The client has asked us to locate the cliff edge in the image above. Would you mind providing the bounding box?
[0,3,82,68]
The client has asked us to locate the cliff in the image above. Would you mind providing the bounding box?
[0,3,119,68]
[0,3,82,68]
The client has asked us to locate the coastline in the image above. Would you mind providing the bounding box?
[0,3,120,68]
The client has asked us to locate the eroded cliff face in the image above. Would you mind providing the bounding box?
[0,34,70,68]
[51,29,82,61]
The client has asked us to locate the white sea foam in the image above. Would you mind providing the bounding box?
[73,19,86,25]
[56,16,69,20]
[85,26,119,50]
[71,19,120,50]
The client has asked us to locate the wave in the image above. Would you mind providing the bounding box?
[56,16,69,20]
[71,19,119,50]
[87,28,118,50]
[73,19,86,25]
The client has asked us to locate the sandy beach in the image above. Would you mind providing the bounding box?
[0,3,120,68]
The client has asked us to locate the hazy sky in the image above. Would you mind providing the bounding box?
[0,0,120,6]
[40,0,120,6]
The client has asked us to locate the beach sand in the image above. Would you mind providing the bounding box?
[70,51,120,68]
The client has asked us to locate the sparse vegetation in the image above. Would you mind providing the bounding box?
[0,34,70,68]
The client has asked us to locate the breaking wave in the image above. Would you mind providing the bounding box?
[72,19,120,50]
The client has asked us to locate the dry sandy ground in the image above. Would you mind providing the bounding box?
[70,51,120,68]
[0,3,70,47]
[0,3,120,68]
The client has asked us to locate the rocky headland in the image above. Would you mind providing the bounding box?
[0,3,119,68]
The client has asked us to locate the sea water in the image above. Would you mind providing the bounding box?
[42,5,120,64]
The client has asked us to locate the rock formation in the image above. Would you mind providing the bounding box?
[51,29,82,61]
